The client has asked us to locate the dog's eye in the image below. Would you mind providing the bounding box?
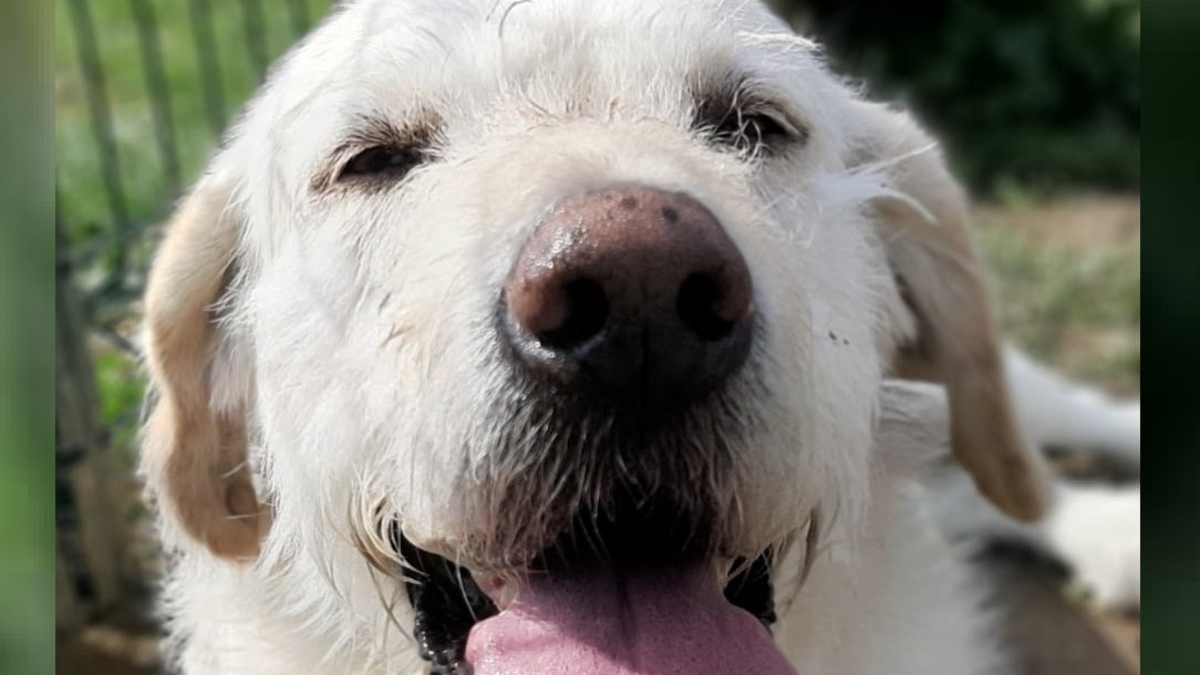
[694,89,805,157]
[338,144,426,182]
[709,110,796,155]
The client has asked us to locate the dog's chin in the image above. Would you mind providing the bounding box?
[443,350,774,565]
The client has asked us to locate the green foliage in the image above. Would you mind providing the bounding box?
[94,351,143,426]
[780,0,1140,194]
[93,349,145,464]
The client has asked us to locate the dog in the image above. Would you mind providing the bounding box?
[139,1,1139,673]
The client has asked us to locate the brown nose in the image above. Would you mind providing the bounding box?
[501,185,754,404]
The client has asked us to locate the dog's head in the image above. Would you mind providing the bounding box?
[140,0,1045,672]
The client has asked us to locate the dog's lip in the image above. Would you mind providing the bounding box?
[474,572,516,610]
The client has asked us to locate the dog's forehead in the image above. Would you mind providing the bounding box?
[291,0,811,119]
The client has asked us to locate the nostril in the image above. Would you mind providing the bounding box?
[504,187,755,396]
[537,278,609,350]
[677,273,736,341]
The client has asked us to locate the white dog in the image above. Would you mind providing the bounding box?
[139,1,1139,674]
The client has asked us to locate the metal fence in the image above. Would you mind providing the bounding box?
[55,0,331,632]
[59,0,322,306]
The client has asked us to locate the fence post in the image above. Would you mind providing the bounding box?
[56,218,126,631]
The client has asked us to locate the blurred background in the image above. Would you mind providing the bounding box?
[52,0,1140,673]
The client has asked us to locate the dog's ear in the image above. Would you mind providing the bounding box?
[850,101,1048,522]
[141,172,267,560]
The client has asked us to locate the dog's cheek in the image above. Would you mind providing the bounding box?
[758,190,890,539]
[354,208,513,550]
[245,238,386,504]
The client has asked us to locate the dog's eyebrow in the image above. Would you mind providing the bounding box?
[310,112,441,193]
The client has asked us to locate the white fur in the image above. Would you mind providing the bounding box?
[905,379,1141,611]
[1005,346,1141,463]
[1005,348,1140,609]
[932,463,1141,611]
[142,2,1134,674]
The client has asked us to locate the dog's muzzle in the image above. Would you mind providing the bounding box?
[391,185,796,675]
[500,184,755,411]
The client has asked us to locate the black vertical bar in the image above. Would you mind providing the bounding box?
[286,0,311,38]
[63,0,130,280]
[128,0,183,196]
[238,0,270,81]
[186,0,228,136]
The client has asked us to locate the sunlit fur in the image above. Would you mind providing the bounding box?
[140,1,1018,673]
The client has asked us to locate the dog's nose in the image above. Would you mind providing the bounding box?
[502,185,754,403]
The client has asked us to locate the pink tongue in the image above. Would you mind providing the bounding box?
[466,563,799,675]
